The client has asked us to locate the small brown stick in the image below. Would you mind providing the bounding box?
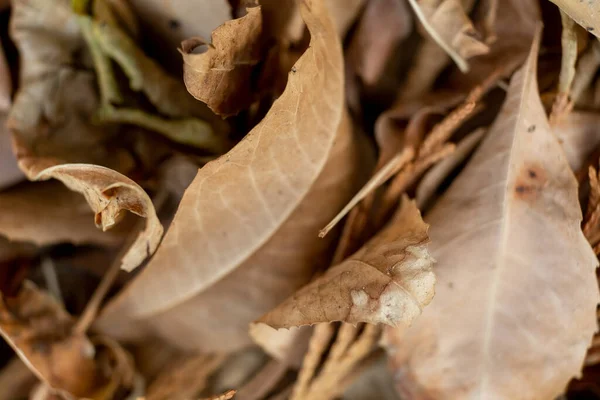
[290,324,335,400]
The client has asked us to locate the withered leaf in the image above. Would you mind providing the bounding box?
[383,29,599,399]
[0,40,10,112]
[549,0,600,38]
[0,282,101,398]
[125,0,230,63]
[8,0,122,167]
[553,111,600,172]
[15,149,163,272]
[257,197,434,328]
[181,6,263,117]
[406,0,489,72]
[96,0,368,351]
[347,0,413,87]
[0,115,24,191]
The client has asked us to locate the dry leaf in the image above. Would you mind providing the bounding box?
[325,0,366,38]
[0,115,24,190]
[553,111,600,172]
[406,0,488,73]
[0,281,101,398]
[96,0,368,351]
[347,0,412,87]
[257,197,434,328]
[8,0,123,168]
[0,181,125,247]
[549,0,600,37]
[125,0,230,66]
[445,0,540,91]
[181,6,263,117]
[0,40,11,112]
[383,29,600,399]
[0,358,38,400]
[14,148,163,272]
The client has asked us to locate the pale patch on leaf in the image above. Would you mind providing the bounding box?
[181,6,263,117]
[257,197,434,328]
[383,29,599,399]
[96,0,369,351]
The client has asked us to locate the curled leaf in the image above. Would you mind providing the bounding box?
[257,197,435,328]
[15,146,163,272]
[96,0,369,351]
[181,6,263,117]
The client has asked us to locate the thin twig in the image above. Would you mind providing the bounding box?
[319,148,414,238]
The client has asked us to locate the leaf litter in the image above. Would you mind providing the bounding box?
[0,0,600,399]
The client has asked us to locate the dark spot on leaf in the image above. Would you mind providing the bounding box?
[291,66,297,73]
[514,162,547,203]
[169,19,181,30]
[588,27,595,31]
[527,125,535,132]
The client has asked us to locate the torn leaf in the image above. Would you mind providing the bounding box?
[181,6,263,117]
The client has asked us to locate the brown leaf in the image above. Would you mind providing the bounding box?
[14,147,163,272]
[0,115,24,190]
[549,0,600,37]
[384,28,599,399]
[0,282,102,398]
[347,0,412,87]
[0,181,125,247]
[0,358,38,400]
[181,6,263,117]
[257,197,434,328]
[0,40,10,112]
[8,0,123,168]
[325,0,366,38]
[553,111,600,172]
[407,0,488,73]
[96,0,368,351]
[445,0,540,91]
[125,0,231,67]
